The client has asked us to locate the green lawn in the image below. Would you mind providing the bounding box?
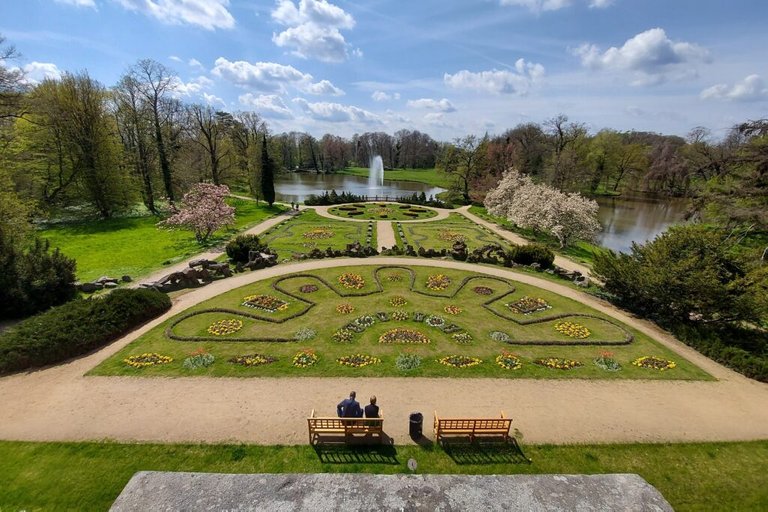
[39,199,285,282]
[399,213,513,252]
[258,209,376,261]
[339,167,456,189]
[328,202,438,221]
[1,440,765,511]
[469,206,607,266]
[91,265,709,380]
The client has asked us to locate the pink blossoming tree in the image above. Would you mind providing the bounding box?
[159,183,235,243]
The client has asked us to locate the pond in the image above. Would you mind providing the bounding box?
[594,195,689,253]
[275,173,445,203]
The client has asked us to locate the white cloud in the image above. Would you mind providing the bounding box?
[115,0,235,30]
[573,28,710,85]
[271,0,357,62]
[239,93,294,119]
[54,0,96,8]
[588,0,614,7]
[407,98,456,112]
[22,62,62,84]
[292,98,380,123]
[444,59,544,95]
[212,57,343,96]
[499,0,615,11]
[372,91,399,101]
[701,74,768,102]
[188,58,204,69]
[171,75,213,96]
[169,55,183,62]
[203,92,226,107]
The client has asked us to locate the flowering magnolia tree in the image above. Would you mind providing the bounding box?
[485,169,601,247]
[158,183,235,243]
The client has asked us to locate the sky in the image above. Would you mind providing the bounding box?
[1,0,767,141]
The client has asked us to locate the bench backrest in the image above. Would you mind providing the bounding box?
[438,418,512,431]
[308,409,384,431]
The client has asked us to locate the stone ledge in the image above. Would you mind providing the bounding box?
[110,471,673,511]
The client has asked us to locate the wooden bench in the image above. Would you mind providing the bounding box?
[307,409,384,445]
[433,411,512,443]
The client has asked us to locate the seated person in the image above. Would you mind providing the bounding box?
[364,395,380,418]
[337,390,363,418]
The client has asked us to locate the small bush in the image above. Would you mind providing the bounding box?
[0,288,171,374]
[294,327,317,341]
[507,244,555,269]
[225,235,266,263]
[183,352,215,370]
[395,352,422,371]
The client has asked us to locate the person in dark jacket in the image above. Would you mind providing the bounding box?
[364,395,380,418]
[337,391,362,418]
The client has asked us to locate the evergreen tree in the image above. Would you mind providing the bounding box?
[260,134,276,206]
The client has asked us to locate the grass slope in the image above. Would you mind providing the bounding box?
[0,440,765,511]
[40,199,285,282]
[91,265,709,380]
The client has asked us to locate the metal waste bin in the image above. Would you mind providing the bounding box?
[409,412,423,438]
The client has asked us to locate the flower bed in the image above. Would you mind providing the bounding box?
[426,274,451,291]
[337,354,381,368]
[386,272,403,282]
[299,284,319,293]
[303,227,334,239]
[396,352,422,371]
[338,273,365,289]
[379,328,430,344]
[336,303,355,314]
[534,357,583,370]
[444,305,462,315]
[124,353,173,369]
[452,332,473,344]
[594,351,622,371]
[389,296,408,307]
[392,310,409,321]
[229,353,277,367]
[438,230,466,243]
[473,286,494,295]
[490,331,512,343]
[554,321,591,339]
[206,318,243,336]
[506,296,551,315]
[294,327,316,341]
[425,315,446,328]
[496,352,522,370]
[353,315,375,328]
[292,349,318,368]
[332,329,355,343]
[438,355,482,368]
[183,350,215,370]
[632,356,676,371]
[242,294,289,312]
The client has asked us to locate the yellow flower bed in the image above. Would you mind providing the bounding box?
[124,353,173,369]
[292,349,318,368]
[242,294,289,312]
[426,274,451,291]
[534,357,583,370]
[389,296,408,307]
[303,227,334,239]
[229,353,277,367]
[632,356,676,371]
[496,352,522,370]
[437,230,466,243]
[338,273,365,289]
[207,318,243,336]
[554,321,591,339]
[336,303,355,314]
[438,355,482,368]
[336,354,381,368]
[444,305,462,315]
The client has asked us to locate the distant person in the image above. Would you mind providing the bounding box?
[364,396,380,418]
[337,391,362,418]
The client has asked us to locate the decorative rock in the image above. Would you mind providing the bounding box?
[79,282,100,293]
[121,275,132,283]
[103,281,119,288]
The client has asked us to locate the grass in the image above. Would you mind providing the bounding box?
[259,209,376,261]
[328,202,438,221]
[39,199,286,282]
[468,206,607,266]
[399,213,513,252]
[91,265,709,380]
[339,167,456,189]
[0,440,766,511]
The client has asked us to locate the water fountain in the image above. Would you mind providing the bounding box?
[368,155,384,189]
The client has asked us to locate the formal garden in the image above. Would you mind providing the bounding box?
[91,265,707,380]
[327,202,438,221]
[395,213,513,251]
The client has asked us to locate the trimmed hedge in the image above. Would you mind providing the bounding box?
[508,244,555,269]
[225,234,267,263]
[0,288,171,375]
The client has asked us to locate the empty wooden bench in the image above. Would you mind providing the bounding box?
[433,411,512,443]
[307,409,384,445]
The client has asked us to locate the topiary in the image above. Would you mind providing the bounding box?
[225,234,266,263]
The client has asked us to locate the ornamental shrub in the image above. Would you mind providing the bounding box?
[226,234,267,263]
[507,244,555,269]
[395,352,422,371]
[0,288,171,375]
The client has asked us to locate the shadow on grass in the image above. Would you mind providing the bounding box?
[312,443,400,465]
[440,437,531,465]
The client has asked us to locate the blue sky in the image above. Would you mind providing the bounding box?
[1,0,767,140]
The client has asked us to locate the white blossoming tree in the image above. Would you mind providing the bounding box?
[484,169,601,247]
[159,183,235,243]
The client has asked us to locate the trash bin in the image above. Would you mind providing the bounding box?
[409,412,423,438]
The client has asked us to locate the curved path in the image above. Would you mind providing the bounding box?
[1,258,767,446]
[313,203,451,223]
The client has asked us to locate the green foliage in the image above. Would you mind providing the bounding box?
[182,352,215,370]
[260,135,276,206]
[225,234,266,263]
[0,288,171,374]
[395,352,422,371]
[507,244,555,269]
[0,238,77,319]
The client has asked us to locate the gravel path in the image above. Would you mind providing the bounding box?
[376,221,397,249]
[1,257,767,446]
[313,203,451,223]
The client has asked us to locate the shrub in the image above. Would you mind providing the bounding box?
[507,244,555,269]
[183,351,215,370]
[225,234,267,263]
[0,288,171,374]
[395,352,422,371]
[294,327,317,341]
